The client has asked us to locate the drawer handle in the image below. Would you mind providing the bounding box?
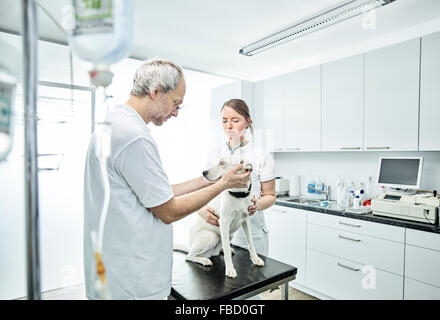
[337,262,360,272]
[366,146,390,150]
[340,147,361,150]
[339,221,361,228]
[286,148,301,151]
[273,209,287,213]
[338,234,361,242]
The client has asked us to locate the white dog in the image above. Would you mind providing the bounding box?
[183,156,265,278]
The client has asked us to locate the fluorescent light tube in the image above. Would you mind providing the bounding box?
[239,0,396,56]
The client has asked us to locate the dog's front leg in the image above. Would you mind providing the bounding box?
[242,217,264,266]
[219,217,237,278]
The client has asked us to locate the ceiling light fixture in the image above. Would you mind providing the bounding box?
[239,0,396,56]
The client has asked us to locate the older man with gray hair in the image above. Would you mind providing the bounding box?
[83,58,251,300]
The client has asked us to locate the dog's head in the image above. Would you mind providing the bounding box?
[203,156,252,189]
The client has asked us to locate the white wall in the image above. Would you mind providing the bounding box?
[274,151,440,199]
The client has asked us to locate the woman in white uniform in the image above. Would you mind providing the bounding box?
[199,98,276,256]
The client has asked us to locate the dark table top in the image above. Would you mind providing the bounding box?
[171,246,297,300]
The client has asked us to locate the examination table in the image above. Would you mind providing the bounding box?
[170,245,297,300]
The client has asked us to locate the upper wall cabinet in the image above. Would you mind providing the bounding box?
[210,80,254,134]
[258,75,285,151]
[364,38,420,151]
[322,54,364,152]
[284,66,321,151]
[419,31,440,151]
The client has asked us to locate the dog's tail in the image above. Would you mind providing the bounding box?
[173,242,189,253]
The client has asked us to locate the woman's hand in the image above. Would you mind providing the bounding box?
[248,196,257,216]
[198,206,219,226]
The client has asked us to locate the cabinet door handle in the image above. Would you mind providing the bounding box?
[340,147,361,150]
[273,209,287,213]
[339,221,362,228]
[366,146,390,150]
[338,234,361,242]
[337,262,360,272]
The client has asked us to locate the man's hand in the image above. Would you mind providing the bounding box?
[220,164,251,189]
[248,196,257,216]
[198,206,219,226]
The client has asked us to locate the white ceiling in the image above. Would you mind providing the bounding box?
[1,0,440,81]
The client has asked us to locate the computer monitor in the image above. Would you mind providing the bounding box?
[377,157,423,191]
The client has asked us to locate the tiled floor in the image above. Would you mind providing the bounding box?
[18,283,317,300]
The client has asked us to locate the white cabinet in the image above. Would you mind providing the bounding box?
[364,38,420,151]
[307,210,405,243]
[306,249,403,300]
[284,66,321,151]
[404,278,440,300]
[306,210,405,299]
[265,205,307,285]
[419,31,440,151]
[210,80,254,135]
[307,223,405,275]
[404,228,440,299]
[321,54,364,151]
[257,76,285,151]
[273,205,440,300]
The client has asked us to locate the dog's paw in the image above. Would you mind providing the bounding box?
[251,255,265,267]
[225,267,237,278]
[200,258,213,266]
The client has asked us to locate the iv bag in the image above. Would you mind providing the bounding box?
[68,0,134,66]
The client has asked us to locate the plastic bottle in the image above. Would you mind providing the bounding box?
[341,187,350,208]
[347,181,356,193]
[336,175,344,205]
[316,176,322,193]
[366,176,374,199]
[353,195,361,208]
[0,65,16,161]
[307,176,316,195]
[68,0,134,67]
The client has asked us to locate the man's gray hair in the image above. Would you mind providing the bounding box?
[130,58,184,97]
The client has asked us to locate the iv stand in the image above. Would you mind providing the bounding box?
[22,0,41,300]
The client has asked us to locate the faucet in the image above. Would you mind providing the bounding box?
[307,185,331,201]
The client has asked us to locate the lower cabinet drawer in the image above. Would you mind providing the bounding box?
[404,278,440,300]
[307,223,405,275]
[306,249,403,300]
[405,244,440,287]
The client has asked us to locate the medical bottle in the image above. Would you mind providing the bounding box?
[359,182,366,201]
[0,65,16,161]
[307,176,316,194]
[336,175,344,205]
[353,195,361,208]
[341,187,350,208]
[347,181,356,192]
[68,0,134,67]
[366,176,374,199]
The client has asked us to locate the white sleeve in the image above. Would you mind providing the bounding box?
[259,152,276,182]
[114,138,174,208]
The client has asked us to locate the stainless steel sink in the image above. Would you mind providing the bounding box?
[279,197,322,206]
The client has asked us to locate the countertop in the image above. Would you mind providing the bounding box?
[275,196,440,235]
